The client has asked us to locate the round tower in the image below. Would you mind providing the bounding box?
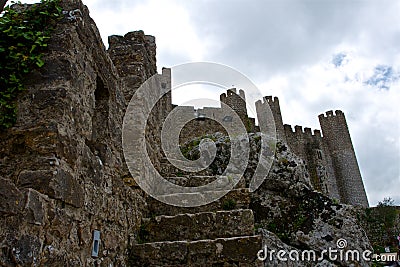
[318,110,369,207]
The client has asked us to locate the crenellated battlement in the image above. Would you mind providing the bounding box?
[219,88,246,99]
[283,124,322,138]
[318,110,345,119]
[263,96,279,104]
[219,88,255,132]
[177,88,257,142]
[314,129,322,138]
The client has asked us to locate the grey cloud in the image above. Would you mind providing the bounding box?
[177,1,354,75]
[356,128,400,205]
[86,0,143,11]
[176,0,400,79]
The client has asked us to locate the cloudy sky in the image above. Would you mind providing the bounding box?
[22,0,400,206]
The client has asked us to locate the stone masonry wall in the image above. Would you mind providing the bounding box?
[178,89,257,144]
[179,118,227,145]
[0,0,147,265]
[283,125,340,199]
[220,88,247,121]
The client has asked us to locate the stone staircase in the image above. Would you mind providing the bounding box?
[129,173,263,266]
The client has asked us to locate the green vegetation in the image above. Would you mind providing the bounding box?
[227,174,234,185]
[179,133,224,160]
[0,0,62,129]
[376,198,398,233]
[180,138,201,159]
[360,197,399,253]
[222,198,237,210]
[371,263,385,267]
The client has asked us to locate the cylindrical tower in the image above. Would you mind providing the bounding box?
[318,110,369,207]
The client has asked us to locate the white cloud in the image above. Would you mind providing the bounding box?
[84,0,213,69]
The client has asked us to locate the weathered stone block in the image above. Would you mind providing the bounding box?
[214,209,255,238]
[131,241,188,266]
[12,235,42,266]
[0,178,24,216]
[18,169,84,208]
[31,88,68,109]
[23,188,47,225]
[141,209,255,243]
[146,188,251,216]
[131,235,262,266]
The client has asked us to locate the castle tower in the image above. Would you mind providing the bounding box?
[318,110,369,207]
[255,96,286,142]
[108,30,157,104]
[108,31,173,121]
[220,88,248,120]
[220,89,254,131]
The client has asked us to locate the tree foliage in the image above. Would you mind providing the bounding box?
[0,0,62,129]
[362,197,399,252]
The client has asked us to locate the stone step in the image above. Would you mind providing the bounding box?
[139,209,255,243]
[130,235,263,266]
[146,188,251,216]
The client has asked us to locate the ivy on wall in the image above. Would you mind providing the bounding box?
[0,0,62,129]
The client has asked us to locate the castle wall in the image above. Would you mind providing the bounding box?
[179,107,227,144]
[179,89,257,144]
[319,140,341,201]
[319,110,369,207]
[173,91,367,207]
[0,1,147,265]
[220,88,248,122]
[265,96,286,141]
[283,125,340,198]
